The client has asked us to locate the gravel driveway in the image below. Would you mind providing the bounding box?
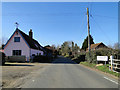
[2,62,50,88]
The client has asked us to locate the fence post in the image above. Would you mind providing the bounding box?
[105,61,106,65]
[110,55,113,71]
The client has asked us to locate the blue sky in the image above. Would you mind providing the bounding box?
[2,2,118,48]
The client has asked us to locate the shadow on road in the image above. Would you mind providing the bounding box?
[3,56,79,65]
[52,56,77,64]
[3,64,34,66]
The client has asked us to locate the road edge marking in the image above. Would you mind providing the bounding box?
[103,77,118,85]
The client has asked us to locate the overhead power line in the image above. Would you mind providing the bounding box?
[79,15,88,41]
[90,15,112,44]
[91,14,117,19]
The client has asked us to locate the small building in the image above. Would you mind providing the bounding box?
[4,28,44,62]
[86,42,108,52]
[44,45,57,57]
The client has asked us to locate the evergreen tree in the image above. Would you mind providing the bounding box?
[81,35,94,51]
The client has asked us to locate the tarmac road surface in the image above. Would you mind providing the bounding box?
[18,56,118,88]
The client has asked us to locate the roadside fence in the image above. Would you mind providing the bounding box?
[109,56,120,73]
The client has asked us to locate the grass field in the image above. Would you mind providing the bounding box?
[80,62,120,77]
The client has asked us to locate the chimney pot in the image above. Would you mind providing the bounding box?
[29,29,33,39]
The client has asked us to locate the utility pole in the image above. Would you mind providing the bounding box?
[87,8,91,52]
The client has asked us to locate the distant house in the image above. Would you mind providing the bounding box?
[4,28,44,62]
[86,42,108,52]
[44,45,55,55]
[44,45,58,57]
[43,46,53,57]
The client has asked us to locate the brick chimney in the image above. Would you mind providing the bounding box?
[29,29,33,39]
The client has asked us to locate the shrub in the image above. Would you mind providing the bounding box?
[85,48,120,64]
[64,54,69,58]
[73,55,86,64]
[72,51,86,64]
[86,51,96,63]
[33,55,53,63]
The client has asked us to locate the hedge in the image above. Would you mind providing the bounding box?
[72,48,120,64]
[85,48,120,63]
[33,55,53,63]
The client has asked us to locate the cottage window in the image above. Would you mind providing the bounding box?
[13,50,21,56]
[14,37,20,42]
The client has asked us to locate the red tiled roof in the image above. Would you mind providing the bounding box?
[90,42,102,49]
[86,42,107,51]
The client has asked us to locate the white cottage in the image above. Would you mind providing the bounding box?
[4,28,44,62]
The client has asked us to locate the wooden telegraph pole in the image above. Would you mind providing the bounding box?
[87,8,91,62]
[87,8,91,52]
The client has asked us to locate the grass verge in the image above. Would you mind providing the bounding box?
[80,62,120,77]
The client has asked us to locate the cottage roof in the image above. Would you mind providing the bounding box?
[90,43,102,49]
[90,42,107,49]
[16,28,43,50]
[44,45,56,52]
[43,47,53,53]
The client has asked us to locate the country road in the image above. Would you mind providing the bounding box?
[13,56,118,88]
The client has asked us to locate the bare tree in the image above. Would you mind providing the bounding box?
[113,42,119,50]
[51,44,56,49]
[107,44,113,49]
[0,37,8,45]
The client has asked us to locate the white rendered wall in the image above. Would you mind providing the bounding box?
[30,49,43,56]
[4,32,30,61]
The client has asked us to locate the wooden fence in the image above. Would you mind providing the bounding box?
[109,57,120,73]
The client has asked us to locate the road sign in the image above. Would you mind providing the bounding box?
[97,56,108,61]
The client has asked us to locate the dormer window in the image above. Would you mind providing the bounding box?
[14,37,20,42]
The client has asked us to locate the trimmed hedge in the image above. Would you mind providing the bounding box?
[71,48,120,64]
[85,48,120,63]
[5,56,26,63]
[33,55,53,63]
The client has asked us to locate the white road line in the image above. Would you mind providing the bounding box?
[103,77,118,85]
